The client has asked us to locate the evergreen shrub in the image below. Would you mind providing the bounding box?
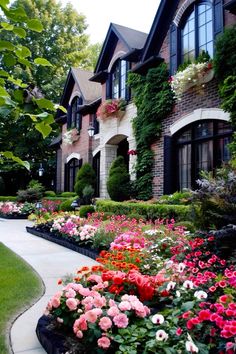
[44,190,56,197]
[59,198,76,212]
[74,164,96,198]
[60,192,77,198]
[79,205,95,218]
[107,156,130,201]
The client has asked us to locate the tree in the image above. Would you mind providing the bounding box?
[74,163,96,199]
[1,0,100,102]
[107,156,130,201]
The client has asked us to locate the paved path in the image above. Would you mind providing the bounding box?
[0,218,98,354]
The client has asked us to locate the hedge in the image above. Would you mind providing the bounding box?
[96,200,191,221]
[0,196,17,201]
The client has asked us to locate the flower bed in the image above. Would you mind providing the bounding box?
[0,201,33,219]
[33,212,236,354]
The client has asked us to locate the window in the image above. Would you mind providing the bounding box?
[111,60,129,99]
[66,158,82,192]
[175,120,232,190]
[181,2,213,63]
[70,96,82,130]
[92,113,99,135]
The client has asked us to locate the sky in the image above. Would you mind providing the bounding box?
[60,0,161,44]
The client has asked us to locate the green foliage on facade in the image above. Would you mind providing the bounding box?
[107,156,130,202]
[128,63,175,200]
[74,163,96,198]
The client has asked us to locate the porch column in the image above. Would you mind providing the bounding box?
[127,137,137,181]
[100,144,118,199]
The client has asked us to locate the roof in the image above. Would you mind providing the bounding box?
[71,68,101,103]
[92,23,148,77]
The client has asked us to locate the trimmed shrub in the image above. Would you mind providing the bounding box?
[96,200,191,221]
[59,198,77,212]
[60,192,77,198]
[107,156,130,201]
[74,164,96,198]
[0,196,17,201]
[17,180,44,203]
[79,205,95,218]
[44,191,56,197]
[82,185,94,205]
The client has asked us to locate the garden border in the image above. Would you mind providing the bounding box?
[0,214,28,219]
[26,227,99,260]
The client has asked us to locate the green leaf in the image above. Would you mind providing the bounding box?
[35,122,52,138]
[18,57,32,67]
[0,0,10,10]
[34,98,55,111]
[8,76,28,88]
[14,89,23,103]
[27,19,43,32]
[181,300,195,312]
[55,104,67,113]
[0,70,9,78]
[1,22,14,30]
[34,57,52,66]
[15,45,31,58]
[3,53,16,67]
[13,27,26,38]
[8,7,27,21]
[0,40,14,51]
[1,151,30,170]
[0,86,9,97]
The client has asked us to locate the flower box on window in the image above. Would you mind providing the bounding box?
[170,62,213,100]
[62,128,79,145]
[96,99,126,121]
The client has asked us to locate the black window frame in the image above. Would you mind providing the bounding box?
[70,96,83,131]
[108,59,130,100]
[65,158,82,192]
[91,113,100,135]
[174,120,232,190]
[180,0,214,63]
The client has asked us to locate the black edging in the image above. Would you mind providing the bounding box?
[26,227,99,260]
[0,214,28,219]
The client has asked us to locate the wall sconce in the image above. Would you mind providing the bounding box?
[38,163,44,177]
[87,124,95,138]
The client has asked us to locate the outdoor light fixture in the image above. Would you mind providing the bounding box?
[38,163,44,177]
[87,124,95,138]
[35,201,43,209]
[71,199,79,209]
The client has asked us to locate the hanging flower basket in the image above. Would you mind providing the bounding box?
[96,99,126,121]
[169,62,213,100]
[62,128,79,145]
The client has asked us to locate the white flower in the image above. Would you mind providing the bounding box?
[165,260,174,269]
[152,314,164,324]
[176,290,181,298]
[177,263,186,273]
[185,340,199,353]
[183,280,194,289]
[194,290,208,300]
[156,329,168,341]
[166,281,176,291]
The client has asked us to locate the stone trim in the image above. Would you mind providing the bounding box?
[92,146,101,157]
[170,108,230,135]
[69,91,81,105]
[66,152,81,163]
[108,51,126,72]
[173,0,213,26]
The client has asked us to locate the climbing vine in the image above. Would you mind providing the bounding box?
[214,25,236,161]
[128,63,174,200]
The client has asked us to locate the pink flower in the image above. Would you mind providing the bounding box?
[85,309,98,323]
[97,336,111,349]
[51,297,60,308]
[66,298,78,311]
[118,301,131,311]
[99,317,112,331]
[107,306,120,317]
[113,313,129,328]
[176,327,183,336]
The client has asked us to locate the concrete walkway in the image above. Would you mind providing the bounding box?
[0,218,98,354]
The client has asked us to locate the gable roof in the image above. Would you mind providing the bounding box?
[92,23,148,79]
[133,0,179,73]
[59,68,101,108]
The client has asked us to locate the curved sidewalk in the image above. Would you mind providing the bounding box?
[0,218,97,354]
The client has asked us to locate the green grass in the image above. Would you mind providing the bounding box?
[0,243,43,353]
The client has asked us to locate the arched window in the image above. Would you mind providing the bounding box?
[175,120,232,190]
[70,96,83,130]
[111,60,129,99]
[65,158,82,192]
[181,2,213,63]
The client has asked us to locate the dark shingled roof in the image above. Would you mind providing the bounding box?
[111,23,148,50]
[71,68,101,103]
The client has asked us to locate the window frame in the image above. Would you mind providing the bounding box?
[110,59,130,100]
[174,120,232,190]
[70,96,83,131]
[180,0,214,63]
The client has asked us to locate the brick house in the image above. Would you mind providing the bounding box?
[54,68,101,194]
[55,0,236,198]
[130,0,236,196]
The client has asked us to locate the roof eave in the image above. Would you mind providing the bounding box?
[132,56,164,75]
[224,0,236,14]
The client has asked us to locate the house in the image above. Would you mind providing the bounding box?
[131,0,236,196]
[54,68,101,194]
[55,0,236,199]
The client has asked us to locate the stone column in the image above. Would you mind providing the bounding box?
[100,144,118,198]
[127,137,137,181]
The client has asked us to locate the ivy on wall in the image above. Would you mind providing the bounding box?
[214,24,236,160]
[128,63,174,200]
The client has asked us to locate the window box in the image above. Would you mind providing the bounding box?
[96,99,126,121]
[62,128,79,145]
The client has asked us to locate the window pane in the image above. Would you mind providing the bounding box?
[217,121,232,134]
[188,31,195,51]
[196,140,213,175]
[195,122,213,138]
[178,144,191,189]
[199,25,206,46]
[198,4,206,14]
[206,8,212,22]
[177,129,191,143]
[188,18,195,32]
[217,137,231,164]
[206,22,213,43]
[199,13,206,27]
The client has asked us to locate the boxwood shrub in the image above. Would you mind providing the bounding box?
[96,200,191,221]
[0,196,17,201]
[79,205,95,218]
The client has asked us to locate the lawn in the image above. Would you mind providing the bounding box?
[0,243,43,353]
